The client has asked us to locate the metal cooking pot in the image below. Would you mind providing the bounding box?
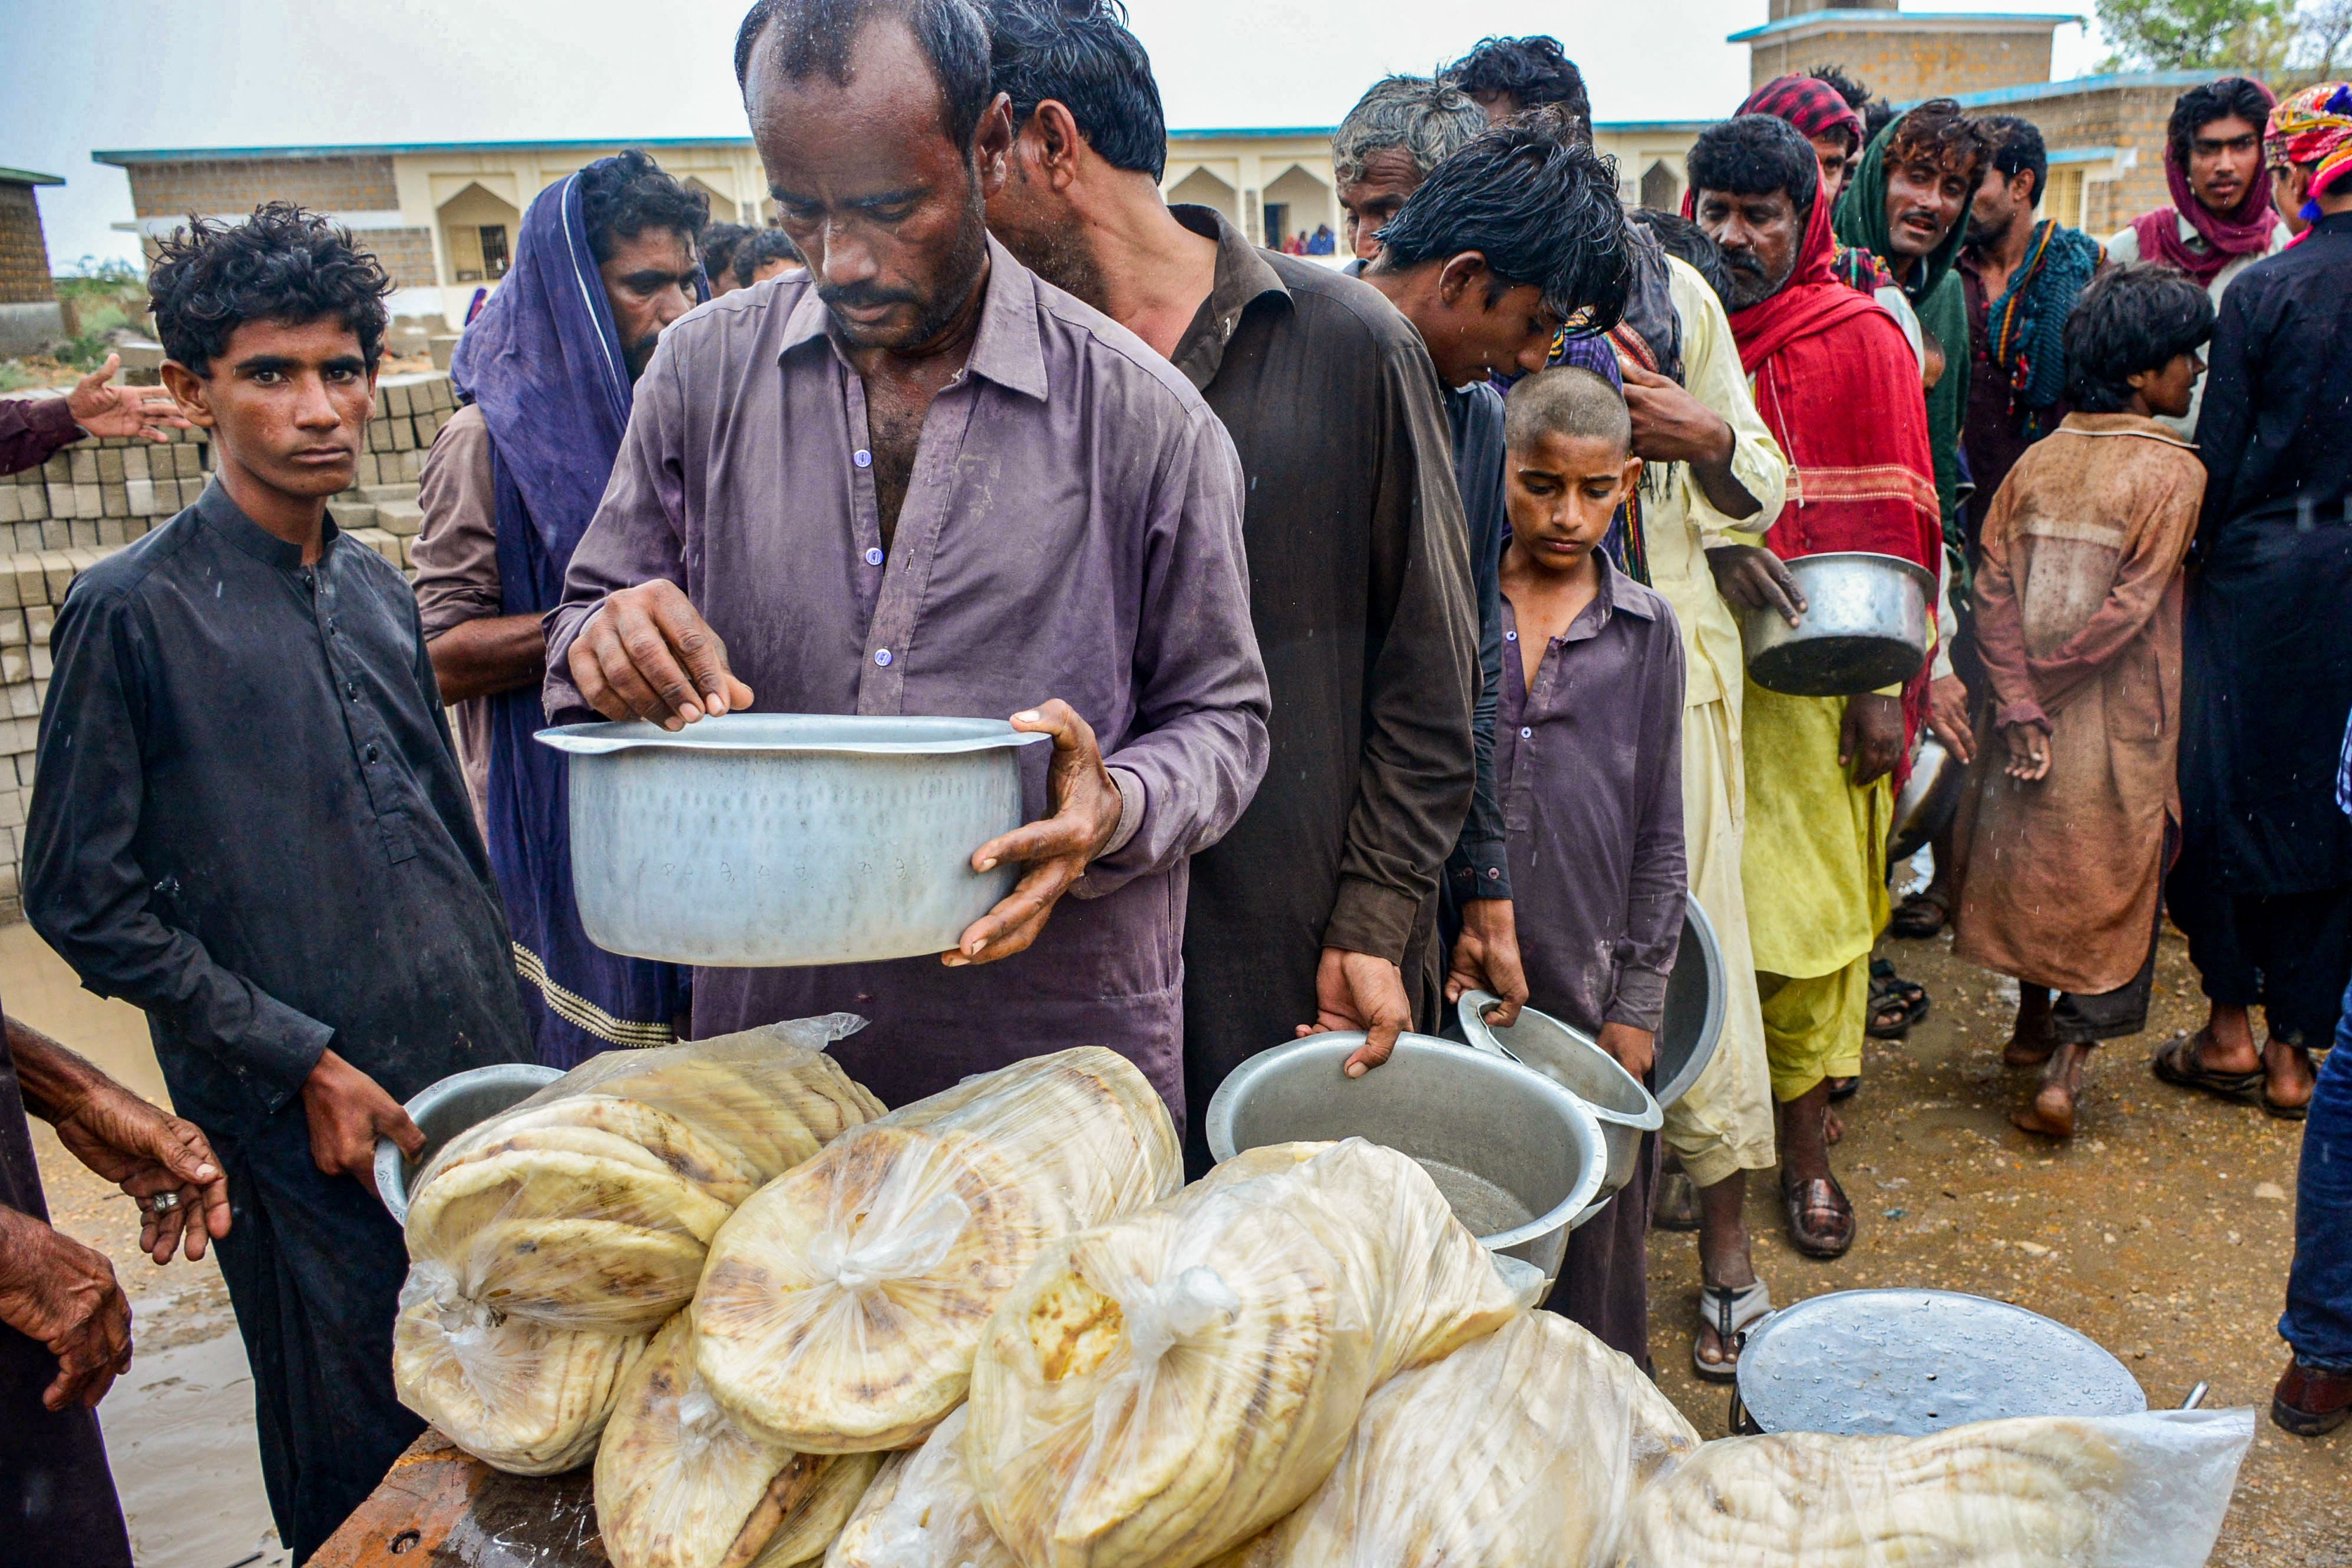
[375,1062,564,1225]
[1730,1289,2148,1437]
[1740,551,1936,697]
[1654,898,1727,1111]
[1455,993,1663,1223]
[1889,735,1967,864]
[539,714,1050,967]
[1205,1033,1611,1292]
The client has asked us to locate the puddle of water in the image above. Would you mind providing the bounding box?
[98,1329,288,1568]
[1416,1157,1537,1237]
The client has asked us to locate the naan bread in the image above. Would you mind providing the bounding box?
[824,1406,1020,1568]
[695,1048,1181,1453]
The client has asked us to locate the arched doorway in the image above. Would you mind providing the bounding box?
[437,181,521,283]
[1639,159,1681,213]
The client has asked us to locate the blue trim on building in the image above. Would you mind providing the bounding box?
[1727,9,2076,42]
[1927,68,2243,109]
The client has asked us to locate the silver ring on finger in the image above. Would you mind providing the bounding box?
[143,1191,182,1214]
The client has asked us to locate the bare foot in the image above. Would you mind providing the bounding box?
[2003,987,2057,1069]
[1825,1106,1846,1146]
[2265,1037,2318,1113]
[2011,1041,2088,1139]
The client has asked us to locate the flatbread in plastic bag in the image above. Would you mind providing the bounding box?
[963,1138,1524,1568]
[695,1047,1181,1453]
[1214,1310,1700,1568]
[596,1313,881,1568]
[1616,1408,2254,1568]
[825,1406,1020,1568]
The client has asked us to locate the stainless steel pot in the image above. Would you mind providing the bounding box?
[1654,897,1727,1111]
[1890,735,1967,864]
[1730,1289,2147,1437]
[1454,993,1663,1224]
[1205,1033,1611,1291]
[375,1062,564,1225]
[1740,551,1936,697]
[539,714,1050,967]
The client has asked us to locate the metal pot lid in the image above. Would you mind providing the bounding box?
[537,713,1055,756]
[1737,1289,2146,1437]
[1455,991,1663,1130]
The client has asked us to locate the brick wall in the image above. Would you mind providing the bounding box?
[0,372,454,919]
[360,227,440,290]
[0,185,54,306]
[123,154,399,218]
[2006,84,2186,237]
[1753,28,2054,102]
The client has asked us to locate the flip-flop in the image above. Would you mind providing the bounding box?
[1693,1279,1772,1384]
[1782,1175,1855,1258]
[2151,1032,2262,1107]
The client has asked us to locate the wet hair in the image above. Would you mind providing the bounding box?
[2063,262,2215,414]
[1504,365,1631,456]
[698,221,756,283]
[148,201,390,379]
[578,150,711,265]
[734,226,804,285]
[984,0,1167,179]
[1443,36,1591,142]
[2168,77,2275,170]
[1630,208,1735,309]
[1808,64,1873,112]
[1885,98,1993,188]
[734,0,994,151]
[1980,114,2048,206]
[1333,74,1488,185]
[1372,111,1633,332]
[1862,97,1899,147]
[1687,114,1822,222]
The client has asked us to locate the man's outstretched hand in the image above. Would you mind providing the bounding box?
[567,581,755,730]
[1705,543,1806,626]
[1297,948,1413,1079]
[67,354,189,444]
[50,1080,231,1265]
[949,701,1123,968]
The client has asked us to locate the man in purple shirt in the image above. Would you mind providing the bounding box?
[544,0,1269,1113]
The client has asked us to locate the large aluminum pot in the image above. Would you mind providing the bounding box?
[1654,897,1727,1110]
[1740,551,1936,697]
[538,715,1050,967]
[1205,1033,1610,1292]
[375,1062,564,1225]
[1890,735,1967,864]
[1456,992,1663,1224]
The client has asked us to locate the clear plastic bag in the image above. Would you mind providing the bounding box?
[695,1048,1182,1454]
[404,1017,882,1334]
[825,1406,1022,1568]
[595,1312,882,1568]
[395,1019,881,1474]
[1616,1408,2256,1568]
[962,1138,1525,1568]
[1212,1311,1700,1568]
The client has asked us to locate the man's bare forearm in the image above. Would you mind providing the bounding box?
[6,1016,103,1125]
[428,614,546,704]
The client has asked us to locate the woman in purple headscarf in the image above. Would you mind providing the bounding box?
[417,152,710,1067]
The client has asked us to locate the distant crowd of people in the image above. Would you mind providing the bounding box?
[0,5,2347,1565]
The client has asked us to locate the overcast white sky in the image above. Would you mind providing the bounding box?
[1,0,2101,269]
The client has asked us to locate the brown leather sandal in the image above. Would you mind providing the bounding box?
[2274,1359,2352,1437]
[1781,1175,1856,1258]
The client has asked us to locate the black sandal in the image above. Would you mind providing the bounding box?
[1867,958,1930,1040]
[1887,892,1948,939]
[2152,1032,2262,1107]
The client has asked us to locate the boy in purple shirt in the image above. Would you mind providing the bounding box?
[1450,365,1687,1365]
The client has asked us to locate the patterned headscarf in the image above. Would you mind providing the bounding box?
[2271,82,2352,220]
[1739,75,1865,153]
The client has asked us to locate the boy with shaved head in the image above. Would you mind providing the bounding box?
[1474,366,1687,1366]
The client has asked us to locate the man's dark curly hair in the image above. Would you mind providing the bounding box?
[698,220,757,284]
[578,150,710,265]
[733,226,804,285]
[148,201,391,379]
[1885,98,1993,187]
[1630,209,1735,310]
[1372,108,1632,334]
[2166,76,2275,171]
[1687,114,1823,223]
[986,0,1168,181]
[2064,262,2214,413]
[1807,63,1872,111]
[1443,36,1591,142]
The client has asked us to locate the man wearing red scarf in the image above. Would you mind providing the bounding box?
[1688,114,1941,1260]
[2106,76,2285,434]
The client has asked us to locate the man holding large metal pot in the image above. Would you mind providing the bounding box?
[544,0,1270,1116]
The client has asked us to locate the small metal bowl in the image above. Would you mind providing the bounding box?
[1205,1032,1610,1291]
[374,1062,564,1225]
[1740,551,1936,697]
[1890,735,1967,864]
[1455,993,1663,1223]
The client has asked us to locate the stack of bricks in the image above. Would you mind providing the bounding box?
[0,369,455,918]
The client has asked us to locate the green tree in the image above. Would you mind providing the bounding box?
[2098,0,2296,68]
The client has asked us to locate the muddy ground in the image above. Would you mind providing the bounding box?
[13,918,2346,1566]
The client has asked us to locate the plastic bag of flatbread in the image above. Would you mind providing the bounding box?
[696,1047,1180,1453]
[596,1312,881,1568]
[825,1406,1020,1568]
[1616,1408,2254,1568]
[1211,1311,1700,1568]
[395,1018,881,1473]
[405,1017,883,1333]
[963,1138,1524,1568]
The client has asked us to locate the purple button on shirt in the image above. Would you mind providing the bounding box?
[544,239,1271,1114]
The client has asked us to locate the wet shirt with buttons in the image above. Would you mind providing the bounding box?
[23,481,530,1135]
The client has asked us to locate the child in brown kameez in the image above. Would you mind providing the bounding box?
[1951,264,2215,1137]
